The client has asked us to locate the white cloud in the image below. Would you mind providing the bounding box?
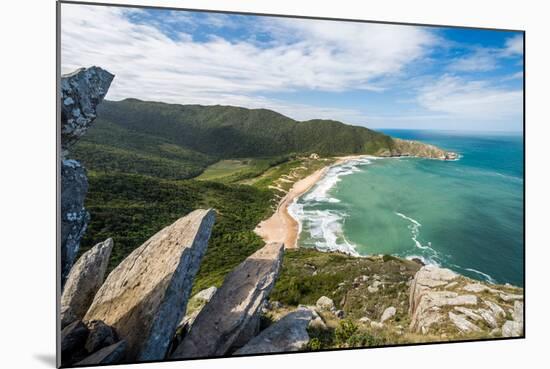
[417,74,522,120]
[447,33,524,73]
[448,49,498,72]
[60,4,437,122]
[504,34,524,55]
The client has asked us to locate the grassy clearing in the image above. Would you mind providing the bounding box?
[196,156,293,184]
[196,160,254,181]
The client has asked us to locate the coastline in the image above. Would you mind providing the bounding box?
[254,155,372,249]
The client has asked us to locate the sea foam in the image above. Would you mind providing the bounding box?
[289,157,374,255]
[394,211,442,263]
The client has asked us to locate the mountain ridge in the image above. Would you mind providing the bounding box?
[73,98,455,180]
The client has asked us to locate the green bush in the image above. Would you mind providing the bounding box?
[346,331,385,347]
[335,320,359,346]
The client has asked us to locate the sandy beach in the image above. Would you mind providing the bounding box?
[254,155,370,249]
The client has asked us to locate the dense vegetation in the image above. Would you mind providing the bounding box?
[78,171,272,293]
[72,98,395,181]
[72,120,216,180]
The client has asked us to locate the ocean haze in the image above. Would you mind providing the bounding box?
[291,129,524,286]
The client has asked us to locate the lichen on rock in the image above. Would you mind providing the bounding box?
[60,66,114,286]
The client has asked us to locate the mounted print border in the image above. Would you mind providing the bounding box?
[57,1,525,367]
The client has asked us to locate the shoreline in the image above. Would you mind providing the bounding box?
[254,154,373,249]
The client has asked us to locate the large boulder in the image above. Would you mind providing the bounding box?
[60,66,114,285]
[171,242,284,359]
[61,66,115,152]
[316,296,335,311]
[84,209,216,362]
[234,307,314,355]
[61,238,113,327]
[380,306,397,323]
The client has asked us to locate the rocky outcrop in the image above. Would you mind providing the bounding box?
[84,209,216,362]
[61,66,115,152]
[234,307,314,355]
[409,265,524,337]
[378,138,458,160]
[172,242,284,359]
[60,67,114,285]
[61,238,113,327]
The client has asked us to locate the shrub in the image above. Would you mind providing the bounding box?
[335,320,359,346]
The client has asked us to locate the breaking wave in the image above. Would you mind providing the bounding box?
[394,211,442,263]
[289,157,375,255]
[303,157,373,203]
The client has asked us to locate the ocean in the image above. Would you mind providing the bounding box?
[289,129,524,286]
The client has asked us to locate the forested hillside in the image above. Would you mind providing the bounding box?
[72,98,396,179]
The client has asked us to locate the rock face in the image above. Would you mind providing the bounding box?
[84,209,216,362]
[60,67,114,285]
[61,66,115,152]
[172,242,284,359]
[408,265,524,337]
[60,238,113,327]
[234,308,314,355]
[60,159,90,285]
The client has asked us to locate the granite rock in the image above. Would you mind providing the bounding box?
[84,209,215,362]
[172,242,284,359]
[61,238,113,327]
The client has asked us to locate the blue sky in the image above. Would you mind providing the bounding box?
[61,4,524,132]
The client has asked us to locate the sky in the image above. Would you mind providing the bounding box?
[61,4,524,132]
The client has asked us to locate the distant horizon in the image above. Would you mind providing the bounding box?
[62,3,524,132]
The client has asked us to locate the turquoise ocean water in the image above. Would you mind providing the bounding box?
[289,129,524,286]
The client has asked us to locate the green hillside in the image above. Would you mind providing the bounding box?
[72,98,396,180]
